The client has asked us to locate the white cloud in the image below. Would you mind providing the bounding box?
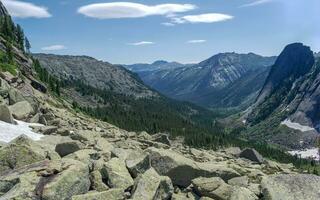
[172,13,234,24]
[78,2,196,19]
[187,40,207,44]
[41,45,66,51]
[127,41,154,46]
[162,22,175,27]
[2,0,51,18]
[240,0,273,8]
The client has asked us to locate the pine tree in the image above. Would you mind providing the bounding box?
[15,24,24,51]
[25,37,31,53]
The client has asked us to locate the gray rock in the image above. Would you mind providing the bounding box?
[9,100,34,120]
[71,189,124,200]
[0,104,15,124]
[147,147,240,187]
[55,141,83,157]
[239,148,264,164]
[228,176,249,187]
[261,174,320,200]
[101,158,134,190]
[192,177,232,200]
[152,133,171,146]
[125,152,150,178]
[131,168,173,200]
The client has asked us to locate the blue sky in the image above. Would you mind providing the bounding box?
[3,0,320,64]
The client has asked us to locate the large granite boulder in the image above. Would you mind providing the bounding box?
[261,174,320,200]
[131,168,173,200]
[239,148,264,164]
[125,152,150,178]
[0,135,54,174]
[146,147,240,187]
[100,158,134,190]
[0,104,14,124]
[0,159,90,200]
[9,100,34,120]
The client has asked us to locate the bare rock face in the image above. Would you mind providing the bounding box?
[261,174,320,200]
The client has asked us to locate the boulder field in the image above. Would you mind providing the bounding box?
[0,76,320,200]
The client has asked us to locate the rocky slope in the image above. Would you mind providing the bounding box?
[1,73,320,199]
[33,54,156,98]
[131,53,276,110]
[246,43,320,148]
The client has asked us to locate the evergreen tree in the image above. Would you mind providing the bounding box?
[15,24,24,51]
[25,37,31,53]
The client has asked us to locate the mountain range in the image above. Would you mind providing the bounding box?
[127,53,276,110]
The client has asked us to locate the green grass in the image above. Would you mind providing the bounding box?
[0,63,17,76]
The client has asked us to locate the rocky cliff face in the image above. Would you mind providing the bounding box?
[33,54,156,98]
[133,53,276,110]
[246,43,320,148]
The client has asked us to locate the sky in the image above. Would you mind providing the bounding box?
[2,0,320,64]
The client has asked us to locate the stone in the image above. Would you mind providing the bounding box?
[147,147,240,187]
[223,147,241,157]
[0,104,15,124]
[239,148,264,164]
[71,189,124,200]
[9,100,34,120]
[131,168,173,200]
[65,149,97,169]
[137,131,153,140]
[229,187,258,200]
[192,177,232,200]
[125,152,150,178]
[29,113,40,123]
[0,135,49,173]
[8,88,25,105]
[90,170,109,192]
[101,158,134,190]
[55,141,83,157]
[40,159,91,200]
[70,130,100,143]
[228,176,249,187]
[39,126,58,135]
[152,133,171,146]
[261,174,320,200]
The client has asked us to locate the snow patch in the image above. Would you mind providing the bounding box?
[0,120,44,143]
[280,119,315,132]
[288,148,319,161]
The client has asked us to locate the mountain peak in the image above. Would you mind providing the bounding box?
[152,60,169,66]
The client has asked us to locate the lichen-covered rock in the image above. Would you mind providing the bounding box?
[101,158,134,190]
[125,152,150,178]
[0,104,15,124]
[131,168,173,200]
[228,176,249,187]
[147,147,240,187]
[261,174,320,200]
[65,149,97,169]
[192,177,232,200]
[9,100,34,120]
[0,135,49,173]
[41,159,91,200]
[55,140,84,157]
[71,189,124,200]
[90,170,109,192]
[229,187,258,200]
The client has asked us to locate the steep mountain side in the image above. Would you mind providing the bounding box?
[245,43,320,148]
[125,60,188,72]
[135,53,276,110]
[33,54,156,98]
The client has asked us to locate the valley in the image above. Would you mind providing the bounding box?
[0,1,319,200]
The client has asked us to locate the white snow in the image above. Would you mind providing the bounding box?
[288,148,319,161]
[280,119,315,132]
[0,120,44,143]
